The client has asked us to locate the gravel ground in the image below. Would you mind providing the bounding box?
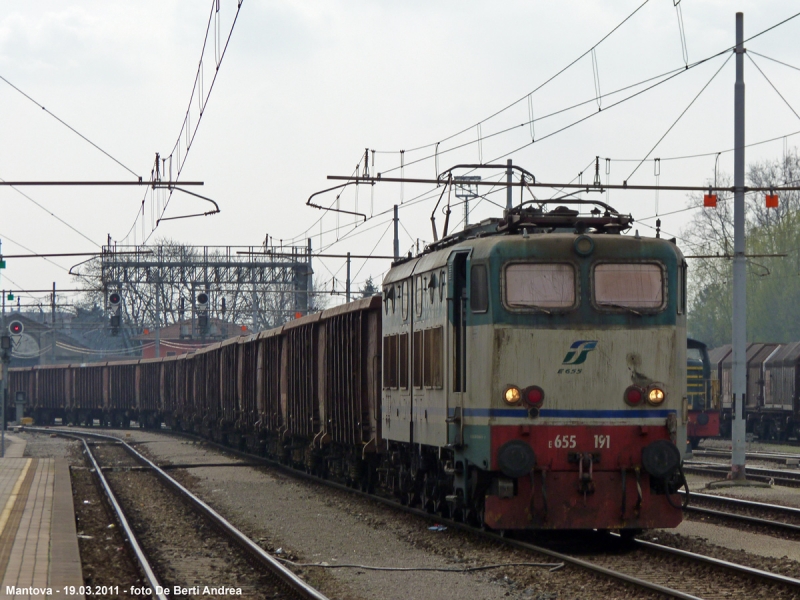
[15,430,146,598]
[667,519,800,561]
[94,444,288,599]
[90,429,668,600]
[55,427,800,599]
[18,430,77,458]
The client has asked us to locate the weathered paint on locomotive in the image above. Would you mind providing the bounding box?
[384,229,687,530]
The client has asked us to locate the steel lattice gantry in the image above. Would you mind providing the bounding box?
[99,243,313,331]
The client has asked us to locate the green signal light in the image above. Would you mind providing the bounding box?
[0,260,6,269]
[6,294,13,301]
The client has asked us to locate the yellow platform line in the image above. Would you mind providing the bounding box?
[0,459,33,538]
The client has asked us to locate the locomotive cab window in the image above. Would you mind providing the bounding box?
[383,335,398,388]
[470,264,489,313]
[416,276,424,316]
[504,263,576,309]
[594,263,664,310]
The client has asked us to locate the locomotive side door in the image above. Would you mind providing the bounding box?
[447,251,470,447]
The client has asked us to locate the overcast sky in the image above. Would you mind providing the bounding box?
[2,1,800,312]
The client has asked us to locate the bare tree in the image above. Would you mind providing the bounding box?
[682,150,800,346]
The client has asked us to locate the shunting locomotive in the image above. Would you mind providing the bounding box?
[686,338,719,448]
[380,199,688,531]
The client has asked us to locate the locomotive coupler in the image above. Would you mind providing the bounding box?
[569,452,599,498]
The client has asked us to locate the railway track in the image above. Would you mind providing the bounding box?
[39,426,800,600]
[683,460,800,487]
[693,448,800,466]
[684,490,800,536]
[32,428,329,600]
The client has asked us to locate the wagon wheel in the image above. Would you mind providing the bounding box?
[420,474,435,513]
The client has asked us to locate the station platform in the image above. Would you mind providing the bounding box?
[0,434,84,599]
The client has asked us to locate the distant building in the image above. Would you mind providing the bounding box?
[133,318,251,359]
[1,313,94,367]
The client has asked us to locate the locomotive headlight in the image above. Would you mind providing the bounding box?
[647,385,666,405]
[504,386,522,405]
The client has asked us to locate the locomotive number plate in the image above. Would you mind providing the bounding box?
[549,435,577,449]
[548,434,611,449]
[594,434,611,449]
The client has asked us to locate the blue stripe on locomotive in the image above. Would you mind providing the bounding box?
[452,408,677,419]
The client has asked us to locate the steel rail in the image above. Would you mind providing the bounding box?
[631,537,800,588]
[167,431,800,595]
[681,490,800,533]
[30,428,330,600]
[683,462,800,487]
[59,426,800,598]
[74,435,167,600]
[78,428,704,599]
[693,449,800,464]
[686,505,800,533]
[686,490,800,516]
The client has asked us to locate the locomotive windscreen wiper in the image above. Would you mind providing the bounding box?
[599,303,642,316]
[526,305,552,315]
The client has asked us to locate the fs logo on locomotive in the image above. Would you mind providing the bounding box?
[558,340,598,374]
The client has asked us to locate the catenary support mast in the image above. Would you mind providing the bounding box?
[731,12,747,478]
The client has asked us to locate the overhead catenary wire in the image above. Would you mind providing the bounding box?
[0,74,141,180]
[372,0,653,156]
[748,50,800,73]
[746,54,800,123]
[292,10,800,294]
[674,0,689,67]
[118,0,245,245]
[371,10,800,179]
[624,52,733,183]
[0,178,101,248]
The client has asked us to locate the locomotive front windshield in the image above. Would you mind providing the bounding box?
[594,263,664,310]
[505,263,575,308]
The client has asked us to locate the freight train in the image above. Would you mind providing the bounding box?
[703,342,800,442]
[9,200,689,532]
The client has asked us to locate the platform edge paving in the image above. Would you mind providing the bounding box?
[48,458,84,598]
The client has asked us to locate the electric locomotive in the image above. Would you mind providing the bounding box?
[381,200,688,532]
[686,338,719,448]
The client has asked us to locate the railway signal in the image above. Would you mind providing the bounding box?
[109,291,121,336]
[196,292,209,333]
[8,320,23,335]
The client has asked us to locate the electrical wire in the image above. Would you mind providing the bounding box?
[747,54,800,123]
[373,0,653,156]
[0,231,71,273]
[148,0,245,239]
[350,220,393,282]
[0,74,141,179]
[379,59,703,176]
[625,52,733,183]
[371,10,800,179]
[0,178,101,247]
[118,0,245,244]
[748,51,800,73]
